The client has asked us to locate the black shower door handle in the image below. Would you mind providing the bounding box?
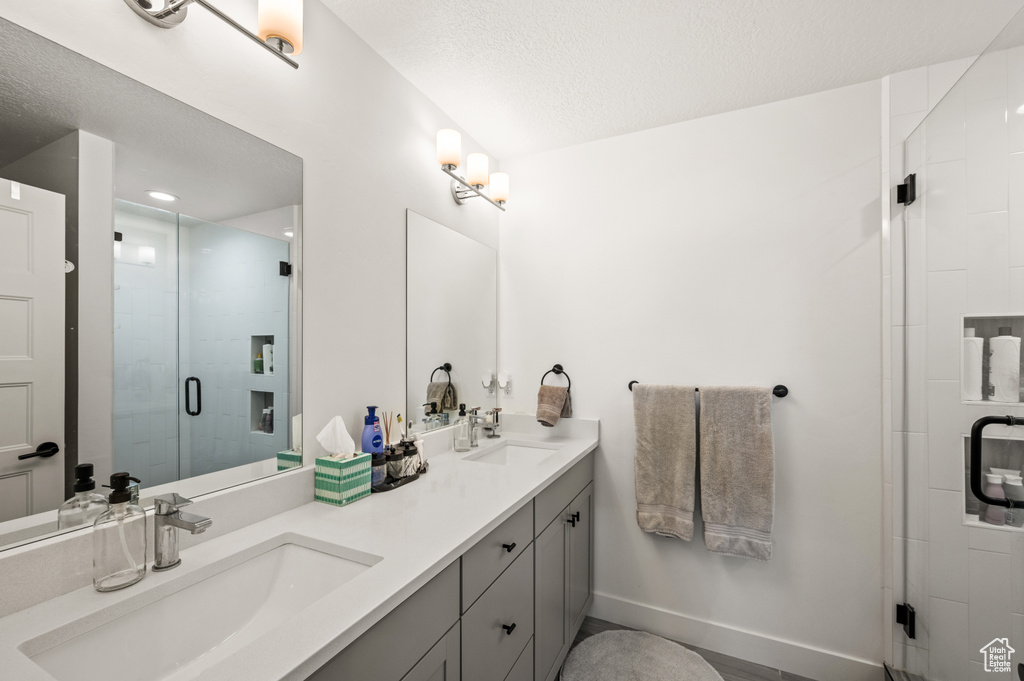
[970,415,1023,508]
[185,377,202,416]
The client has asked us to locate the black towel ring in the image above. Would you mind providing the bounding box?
[430,363,453,385]
[541,364,571,390]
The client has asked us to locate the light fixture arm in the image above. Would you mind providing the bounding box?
[442,165,507,212]
[122,0,299,69]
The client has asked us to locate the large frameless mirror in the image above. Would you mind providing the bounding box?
[0,17,303,550]
[405,210,496,432]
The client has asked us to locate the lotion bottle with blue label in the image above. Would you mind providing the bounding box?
[362,406,384,454]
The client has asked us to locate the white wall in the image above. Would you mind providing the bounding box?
[498,81,883,680]
[0,0,501,460]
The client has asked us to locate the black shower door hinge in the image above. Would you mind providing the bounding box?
[897,174,916,206]
[896,602,916,639]
[279,261,292,276]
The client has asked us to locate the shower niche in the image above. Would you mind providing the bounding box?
[960,315,1024,405]
[962,433,1024,532]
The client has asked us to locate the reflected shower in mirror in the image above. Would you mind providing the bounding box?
[406,210,496,431]
[0,17,302,550]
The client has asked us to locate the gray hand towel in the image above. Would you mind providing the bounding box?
[537,385,572,426]
[699,386,774,561]
[633,385,697,541]
[426,382,457,413]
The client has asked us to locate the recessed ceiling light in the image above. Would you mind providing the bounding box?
[146,190,179,202]
[284,230,294,238]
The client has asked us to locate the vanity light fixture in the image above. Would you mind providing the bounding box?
[146,190,179,202]
[436,129,509,211]
[122,0,303,69]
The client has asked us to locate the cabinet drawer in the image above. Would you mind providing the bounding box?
[462,501,532,611]
[307,560,460,681]
[462,543,535,681]
[535,453,594,535]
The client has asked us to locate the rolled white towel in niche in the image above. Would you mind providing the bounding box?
[989,327,1020,403]
[962,328,983,402]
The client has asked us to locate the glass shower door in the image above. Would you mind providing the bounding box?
[177,215,290,479]
[895,12,1024,681]
[113,201,291,487]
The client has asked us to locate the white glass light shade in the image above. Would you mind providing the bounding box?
[489,172,509,203]
[466,153,489,187]
[258,0,304,56]
[437,129,462,167]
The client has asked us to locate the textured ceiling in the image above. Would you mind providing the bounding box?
[0,18,301,223]
[324,0,1024,160]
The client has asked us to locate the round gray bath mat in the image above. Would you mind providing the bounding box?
[562,630,724,681]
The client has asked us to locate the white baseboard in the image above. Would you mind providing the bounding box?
[589,592,882,681]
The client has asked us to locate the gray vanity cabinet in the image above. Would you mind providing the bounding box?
[534,457,595,681]
[567,483,594,635]
[306,561,460,681]
[305,452,595,681]
[401,622,461,681]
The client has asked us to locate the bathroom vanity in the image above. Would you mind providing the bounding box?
[0,417,597,681]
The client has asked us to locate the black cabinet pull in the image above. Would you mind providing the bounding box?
[502,542,516,553]
[568,510,580,527]
[185,377,202,416]
[502,623,516,635]
[18,442,59,460]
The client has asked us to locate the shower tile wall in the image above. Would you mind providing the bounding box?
[112,205,180,487]
[179,217,289,477]
[889,47,1024,681]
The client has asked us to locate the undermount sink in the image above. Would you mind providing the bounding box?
[462,442,561,466]
[27,535,381,681]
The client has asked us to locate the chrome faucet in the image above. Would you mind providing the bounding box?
[152,493,212,572]
[469,408,502,445]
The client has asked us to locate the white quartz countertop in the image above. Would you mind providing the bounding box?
[0,422,598,681]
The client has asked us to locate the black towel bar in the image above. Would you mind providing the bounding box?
[541,364,571,389]
[627,381,788,398]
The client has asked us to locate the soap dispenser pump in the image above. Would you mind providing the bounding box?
[57,463,109,530]
[93,472,147,592]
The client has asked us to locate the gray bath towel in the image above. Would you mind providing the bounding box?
[633,385,697,541]
[426,381,457,413]
[699,386,774,561]
[537,385,572,426]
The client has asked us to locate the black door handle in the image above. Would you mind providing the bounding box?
[971,415,1022,509]
[18,442,60,460]
[185,377,202,416]
[502,623,516,635]
[502,542,516,553]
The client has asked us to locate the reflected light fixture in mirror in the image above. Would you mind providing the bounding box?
[122,0,303,68]
[146,190,178,202]
[436,129,509,211]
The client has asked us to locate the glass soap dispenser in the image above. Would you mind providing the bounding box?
[93,472,147,592]
[57,463,109,530]
[454,404,471,453]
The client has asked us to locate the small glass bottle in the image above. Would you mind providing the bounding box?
[454,404,471,452]
[57,463,109,530]
[93,472,147,592]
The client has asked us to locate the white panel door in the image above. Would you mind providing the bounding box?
[0,178,65,521]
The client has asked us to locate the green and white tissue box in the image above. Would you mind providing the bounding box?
[314,452,371,506]
[277,450,302,472]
